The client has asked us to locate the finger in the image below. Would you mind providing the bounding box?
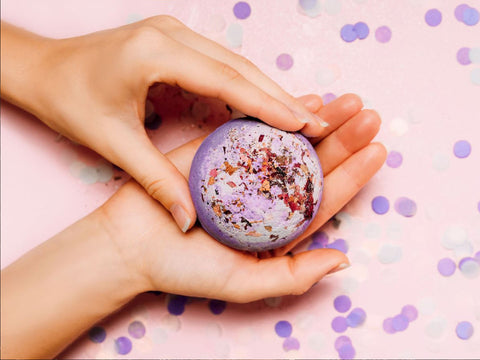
[146,16,327,136]
[297,94,323,114]
[309,94,364,145]
[109,132,196,233]
[275,143,387,255]
[317,109,381,175]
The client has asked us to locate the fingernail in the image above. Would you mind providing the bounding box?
[291,109,329,127]
[326,262,350,275]
[170,204,191,233]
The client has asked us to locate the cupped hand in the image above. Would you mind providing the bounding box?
[97,94,385,302]
[26,16,324,233]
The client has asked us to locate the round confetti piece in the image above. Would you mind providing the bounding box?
[96,163,114,183]
[459,258,479,278]
[275,320,293,338]
[471,68,480,85]
[475,250,480,261]
[226,23,243,47]
[375,26,392,43]
[209,299,227,315]
[299,0,317,11]
[327,239,348,253]
[456,321,474,340]
[425,9,442,26]
[346,308,366,328]
[167,295,188,316]
[463,7,480,26]
[114,336,132,355]
[322,92,337,104]
[453,140,472,158]
[457,47,472,65]
[386,150,403,168]
[442,226,467,250]
[437,257,456,277]
[401,305,418,322]
[128,321,146,339]
[469,47,480,63]
[334,335,352,350]
[383,318,396,334]
[276,53,294,71]
[394,197,417,217]
[425,317,447,338]
[455,4,470,22]
[88,326,106,343]
[334,295,352,313]
[79,166,99,184]
[340,24,357,42]
[332,316,348,333]
[283,337,300,351]
[338,343,356,359]
[312,230,329,245]
[353,22,369,39]
[233,1,251,20]
[372,196,390,215]
[377,243,403,264]
[392,314,409,331]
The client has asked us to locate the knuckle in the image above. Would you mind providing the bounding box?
[219,62,243,83]
[142,176,168,201]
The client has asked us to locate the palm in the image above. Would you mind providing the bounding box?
[101,94,385,302]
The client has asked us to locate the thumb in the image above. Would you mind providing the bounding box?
[110,133,196,233]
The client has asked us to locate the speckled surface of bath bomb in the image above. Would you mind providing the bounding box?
[189,118,323,251]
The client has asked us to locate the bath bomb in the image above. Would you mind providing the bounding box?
[189,118,323,251]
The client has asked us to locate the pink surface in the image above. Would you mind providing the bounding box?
[1,0,480,358]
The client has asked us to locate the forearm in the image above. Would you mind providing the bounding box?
[1,209,148,359]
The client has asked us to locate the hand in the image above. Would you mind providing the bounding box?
[1,18,326,234]
[99,93,386,301]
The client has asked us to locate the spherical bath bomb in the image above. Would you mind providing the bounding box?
[189,118,323,251]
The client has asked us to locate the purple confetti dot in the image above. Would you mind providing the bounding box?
[375,26,392,43]
[332,316,348,333]
[88,326,106,343]
[346,308,366,328]
[167,295,188,315]
[322,92,337,104]
[478,202,480,214]
[327,239,349,253]
[312,231,329,245]
[457,47,472,65]
[353,22,369,39]
[209,299,227,315]
[383,317,396,334]
[456,321,474,339]
[474,250,480,262]
[386,151,403,168]
[338,343,356,360]
[308,240,325,250]
[437,257,456,277]
[453,140,471,158]
[334,295,352,313]
[275,320,293,338]
[341,24,357,42]
[455,4,470,22]
[128,321,146,339]
[114,336,132,355]
[372,196,390,215]
[283,336,300,351]
[425,9,442,26]
[334,335,352,350]
[463,7,479,26]
[394,197,417,217]
[401,305,418,322]
[233,1,251,20]
[276,53,294,71]
[392,314,409,331]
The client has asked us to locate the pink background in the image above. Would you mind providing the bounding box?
[1,0,479,358]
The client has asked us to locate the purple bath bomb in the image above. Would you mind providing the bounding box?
[189,118,323,251]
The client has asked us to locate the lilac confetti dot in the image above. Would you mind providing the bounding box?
[392,314,409,331]
[346,308,366,328]
[334,335,352,350]
[437,257,456,277]
[276,53,294,71]
[209,299,227,315]
[114,336,132,355]
[332,316,348,333]
[394,197,417,217]
[456,321,474,339]
[401,305,418,322]
[308,240,326,250]
[353,21,369,39]
[128,321,146,339]
[338,343,356,360]
[455,4,470,22]
[167,295,188,315]
[383,317,396,334]
[474,250,480,262]
[88,326,106,343]
[453,140,471,158]
[425,9,442,26]
[375,26,392,43]
[386,150,403,168]
[334,295,352,313]
[341,24,357,42]
[275,320,293,338]
[372,196,390,215]
[322,92,337,104]
[463,7,479,26]
[312,231,329,245]
[457,47,472,65]
[299,0,317,11]
[233,1,251,20]
[283,336,300,351]
[327,239,349,253]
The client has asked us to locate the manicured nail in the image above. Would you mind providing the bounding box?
[326,262,350,275]
[291,109,329,127]
[170,204,191,233]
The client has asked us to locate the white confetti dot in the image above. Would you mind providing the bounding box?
[459,259,479,278]
[441,225,468,250]
[96,163,114,183]
[432,152,450,171]
[150,326,168,344]
[453,240,473,259]
[469,47,480,63]
[79,166,98,184]
[324,0,342,15]
[418,297,436,316]
[389,117,409,136]
[226,23,243,48]
[425,317,447,338]
[69,160,87,178]
[377,243,403,264]
[160,313,181,332]
[471,68,480,86]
